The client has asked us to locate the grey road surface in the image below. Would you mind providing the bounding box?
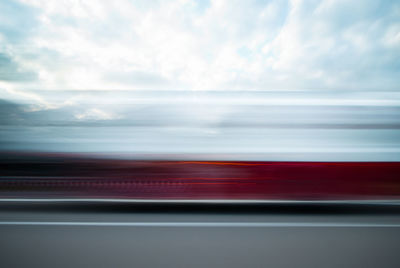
[1,203,400,268]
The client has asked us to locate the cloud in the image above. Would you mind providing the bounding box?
[0,53,37,82]
[105,70,172,88]
[75,108,119,121]
[0,0,399,106]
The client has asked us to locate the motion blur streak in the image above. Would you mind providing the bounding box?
[1,90,400,161]
[1,222,400,227]
[1,153,399,200]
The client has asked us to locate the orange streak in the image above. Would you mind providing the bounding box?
[177,161,265,166]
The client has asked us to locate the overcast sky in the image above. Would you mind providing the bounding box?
[0,0,400,158]
[0,0,399,105]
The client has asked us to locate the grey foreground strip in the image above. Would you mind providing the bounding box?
[1,222,400,227]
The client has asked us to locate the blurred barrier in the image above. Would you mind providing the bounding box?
[1,153,399,200]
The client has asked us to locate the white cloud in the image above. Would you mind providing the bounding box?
[0,0,399,106]
[75,108,119,120]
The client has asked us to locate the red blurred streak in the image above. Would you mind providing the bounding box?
[1,156,400,200]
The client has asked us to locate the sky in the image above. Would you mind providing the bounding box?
[0,0,400,159]
[0,1,399,101]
